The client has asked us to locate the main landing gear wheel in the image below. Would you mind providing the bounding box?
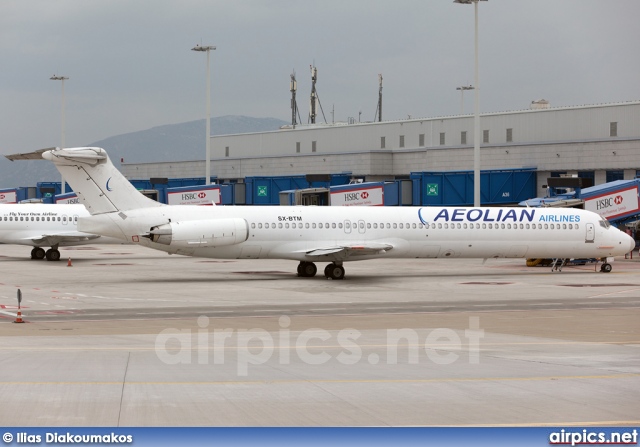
[600,263,612,273]
[45,249,61,262]
[324,263,345,280]
[31,247,46,260]
[297,261,317,277]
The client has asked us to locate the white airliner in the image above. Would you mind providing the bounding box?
[39,147,634,278]
[0,203,122,261]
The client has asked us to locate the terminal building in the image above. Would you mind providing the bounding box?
[122,100,640,199]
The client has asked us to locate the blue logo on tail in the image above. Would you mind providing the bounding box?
[106,178,113,192]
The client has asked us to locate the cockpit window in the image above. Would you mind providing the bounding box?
[599,217,610,229]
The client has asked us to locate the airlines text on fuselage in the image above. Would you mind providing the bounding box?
[419,208,581,224]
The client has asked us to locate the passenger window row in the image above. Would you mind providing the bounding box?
[426,222,579,230]
[249,221,579,231]
[250,222,427,230]
[2,216,77,223]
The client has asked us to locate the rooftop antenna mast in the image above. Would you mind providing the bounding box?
[308,64,327,124]
[374,73,383,122]
[290,71,301,128]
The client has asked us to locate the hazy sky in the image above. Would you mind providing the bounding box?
[1,0,639,153]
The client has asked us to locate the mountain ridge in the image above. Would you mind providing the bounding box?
[0,115,288,188]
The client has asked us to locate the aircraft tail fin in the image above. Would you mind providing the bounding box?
[42,147,164,214]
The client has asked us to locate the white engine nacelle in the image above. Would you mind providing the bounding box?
[148,218,248,248]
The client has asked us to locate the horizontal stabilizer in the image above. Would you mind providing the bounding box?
[4,147,57,161]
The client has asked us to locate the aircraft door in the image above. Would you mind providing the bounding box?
[585,223,595,243]
[344,220,352,234]
[358,220,366,234]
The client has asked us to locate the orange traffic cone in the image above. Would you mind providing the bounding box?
[13,310,24,324]
[67,257,72,267]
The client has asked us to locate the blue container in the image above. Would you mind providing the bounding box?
[411,168,536,206]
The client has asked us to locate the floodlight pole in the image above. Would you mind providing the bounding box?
[456,85,474,114]
[192,44,216,185]
[454,0,486,207]
[50,75,69,194]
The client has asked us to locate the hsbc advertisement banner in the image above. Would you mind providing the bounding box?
[331,186,384,206]
[55,194,81,204]
[584,186,640,220]
[168,187,221,206]
[0,190,17,204]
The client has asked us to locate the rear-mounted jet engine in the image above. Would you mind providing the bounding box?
[146,218,248,248]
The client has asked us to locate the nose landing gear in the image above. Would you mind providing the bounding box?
[600,262,612,273]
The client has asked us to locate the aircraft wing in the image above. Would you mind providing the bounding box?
[22,232,101,246]
[302,242,394,260]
